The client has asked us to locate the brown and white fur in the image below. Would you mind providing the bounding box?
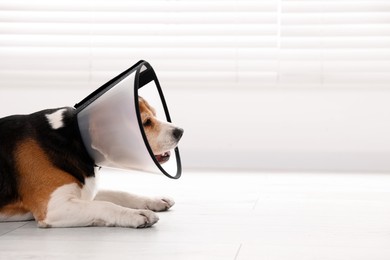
[0,97,183,228]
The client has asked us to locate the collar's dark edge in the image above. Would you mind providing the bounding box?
[152,65,182,179]
[134,64,182,179]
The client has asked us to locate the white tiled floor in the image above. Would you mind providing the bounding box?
[1,170,390,260]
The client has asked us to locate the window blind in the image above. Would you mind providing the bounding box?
[0,0,389,89]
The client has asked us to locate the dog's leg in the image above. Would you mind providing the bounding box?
[94,190,175,212]
[40,183,159,228]
[0,212,34,222]
[0,202,34,222]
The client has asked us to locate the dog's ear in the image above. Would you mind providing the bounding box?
[138,96,156,116]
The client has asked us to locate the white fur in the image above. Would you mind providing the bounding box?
[94,191,175,212]
[0,212,33,222]
[45,109,66,130]
[154,120,180,154]
[40,175,160,228]
[80,175,99,201]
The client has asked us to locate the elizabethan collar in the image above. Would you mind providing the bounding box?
[75,60,182,179]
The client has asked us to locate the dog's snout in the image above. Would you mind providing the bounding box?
[172,128,184,140]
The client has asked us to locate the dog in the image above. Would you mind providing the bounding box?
[0,97,183,228]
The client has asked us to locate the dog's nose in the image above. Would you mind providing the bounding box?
[173,128,184,140]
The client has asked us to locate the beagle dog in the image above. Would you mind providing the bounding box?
[0,97,183,228]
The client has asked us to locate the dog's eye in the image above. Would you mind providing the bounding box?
[143,119,152,127]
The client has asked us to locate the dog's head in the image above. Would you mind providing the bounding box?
[139,96,183,164]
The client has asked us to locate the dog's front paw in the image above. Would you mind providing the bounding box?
[145,197,175,212]
[132,209,159,228]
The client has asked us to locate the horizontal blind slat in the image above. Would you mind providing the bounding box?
[0,0,277,12]
[282,13,390,24]
[0,35,278,48]
[0,23,277,36]
[282,25,390,36]
[0,11,277,24]
[283,1,390,13]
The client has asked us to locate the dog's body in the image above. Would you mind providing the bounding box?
[0,98,182,228]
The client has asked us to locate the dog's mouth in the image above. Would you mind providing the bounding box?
[155,151,171,164]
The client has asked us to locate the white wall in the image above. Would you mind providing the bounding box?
[2,87,390,172]
[168,88,390,172]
